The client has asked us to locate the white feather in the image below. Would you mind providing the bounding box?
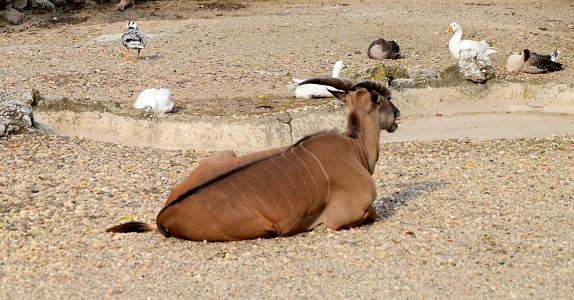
[133,88,173,113]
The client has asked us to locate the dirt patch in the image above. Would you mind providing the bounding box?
[0,0,572,118]
[184,95,333,116]
[195,1,246,11]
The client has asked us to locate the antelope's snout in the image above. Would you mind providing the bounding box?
[382,99,401,133]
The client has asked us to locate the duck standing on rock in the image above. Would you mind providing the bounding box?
[121,21,147,60]
[447,22,497,60]
[367,38,401,59]
[506,49,563,73]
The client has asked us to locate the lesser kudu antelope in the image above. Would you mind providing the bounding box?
[106,78,401,241]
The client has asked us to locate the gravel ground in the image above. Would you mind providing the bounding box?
[2,0,574,298]
[1,130,573,298]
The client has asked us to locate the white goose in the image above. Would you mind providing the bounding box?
[447,23,497,60]
[288,61,345,99]
[133,88,174,113]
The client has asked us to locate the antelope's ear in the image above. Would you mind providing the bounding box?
[328,90,348,102]
[371,92,381,104]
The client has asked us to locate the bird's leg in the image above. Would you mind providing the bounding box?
[136,49,141,60]
[124,49,130,60]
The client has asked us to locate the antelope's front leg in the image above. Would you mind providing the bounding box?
[317,164,378,230]
[310,188,377,231]
[340,205,376,229]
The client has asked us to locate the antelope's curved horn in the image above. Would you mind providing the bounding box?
[298,77,357,92]
[351,80,390,98]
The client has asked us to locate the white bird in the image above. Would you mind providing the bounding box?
[287,61,345,99]
[133,88,173,113]
[506,49,563,73]
[121,21,147,60]
[367,39,401,59]
[447,23,497,60]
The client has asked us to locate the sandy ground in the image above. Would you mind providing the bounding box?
[0,0,573,117]
[1,0,574,298]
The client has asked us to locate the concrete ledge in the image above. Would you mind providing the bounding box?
[395,82,573,115]
[32,81,574,151]
[34,108,349,151]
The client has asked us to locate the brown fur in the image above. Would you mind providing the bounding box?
[106,78,400,241]
[116,0,134,11]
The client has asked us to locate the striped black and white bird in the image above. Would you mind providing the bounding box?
[367,38,401,59]
[121,21,147,60]
[506,49,563,73]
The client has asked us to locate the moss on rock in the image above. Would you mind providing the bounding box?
[356,63,409,84]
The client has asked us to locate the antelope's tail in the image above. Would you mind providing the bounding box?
[106,221,157,233]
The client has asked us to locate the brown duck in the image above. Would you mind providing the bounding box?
[506,49,563,73]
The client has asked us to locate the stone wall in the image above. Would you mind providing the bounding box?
[0,89,38,137]
[0,0,88,24]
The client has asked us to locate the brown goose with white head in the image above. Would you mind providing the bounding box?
[506,49,563,73]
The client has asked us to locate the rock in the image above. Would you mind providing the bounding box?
[11,0,27,9]
[0,101,33,137]
[391,78,413,85]
[362,66,440,87]
[28,0,54,11]
[407,69,440,80]
[357,64,409,85]
[20,89,41,106]
[0,89,40,105]
[0,89,40,137]
[457,49,494,83]
[0,7,26,25]
[66,0,85,4]
[0,0,11,9]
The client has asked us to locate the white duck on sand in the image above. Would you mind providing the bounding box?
[133,88,173,113]
[447,22,497,60]
[288,61,345,99]
[121,21,147,60]
[506,49,563,73]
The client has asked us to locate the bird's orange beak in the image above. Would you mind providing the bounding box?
[447,26,453,32]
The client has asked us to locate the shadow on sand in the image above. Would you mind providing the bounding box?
[373,180,449,220]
